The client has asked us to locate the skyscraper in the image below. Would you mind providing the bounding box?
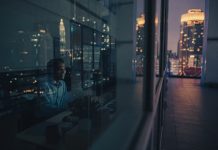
[59,19,66,54]
[178,9,204,76]
[136,14,145,76]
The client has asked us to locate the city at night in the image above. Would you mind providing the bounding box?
[1,0,218,150]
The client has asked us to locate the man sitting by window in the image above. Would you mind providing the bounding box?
[43,58,67,108]
[37,58,72,118]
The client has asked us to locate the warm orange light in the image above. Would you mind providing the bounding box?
[136,14,145,28]
[181,9,204,24]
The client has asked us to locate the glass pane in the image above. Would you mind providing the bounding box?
[71,22,82,91]
[83,26,93,45]
[83,45,93,88]
[94,31,102,46]
[94,47,101,69]
[154,0,162,86]
[0,0,153,149]
[136,14,145,76]
[0,5,54,71]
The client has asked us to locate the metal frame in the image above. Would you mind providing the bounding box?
[129,0,169,149]
[70,20,115,89]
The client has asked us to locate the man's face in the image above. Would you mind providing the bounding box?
[54,63,66,80]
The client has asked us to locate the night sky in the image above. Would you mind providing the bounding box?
[137,0,205,53]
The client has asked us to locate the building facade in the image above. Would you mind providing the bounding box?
[178,9,204,76]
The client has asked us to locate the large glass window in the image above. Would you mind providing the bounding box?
[0,0,168,150]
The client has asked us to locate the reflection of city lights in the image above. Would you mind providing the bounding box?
[82,17,85,22]
[31,38,38,42]
[155,17,158,25]
[39,29,46,33]
[40,91,44,94]
[21,51,28,55]
[136,14,145,28]
[18,30,24,34]
[33,80,37,84]
[60,18,66,53]
[107,26,110,32]
[24,89,34,93]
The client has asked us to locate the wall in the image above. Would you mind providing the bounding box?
[116,1,135,81]
[202,0,218,84]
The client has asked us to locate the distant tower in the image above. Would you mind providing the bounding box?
[178,9,204,76]
[136,14,145,55]
[136,14,145,76]
[59,19,66,54]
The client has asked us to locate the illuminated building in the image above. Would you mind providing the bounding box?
[59,19,66,54]
[136,14,145,75]
[136,14,145,55]
[178,9,204,76]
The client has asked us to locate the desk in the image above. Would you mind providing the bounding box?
[16,111,87,150]
[16,96,116,150]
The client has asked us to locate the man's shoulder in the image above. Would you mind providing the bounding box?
[59,80,66,85]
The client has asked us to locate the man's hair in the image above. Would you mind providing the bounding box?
[47,58,65,73]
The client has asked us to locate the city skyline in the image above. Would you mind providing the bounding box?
[137,0,204,52]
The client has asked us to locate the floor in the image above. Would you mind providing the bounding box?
[162,78,218,150]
